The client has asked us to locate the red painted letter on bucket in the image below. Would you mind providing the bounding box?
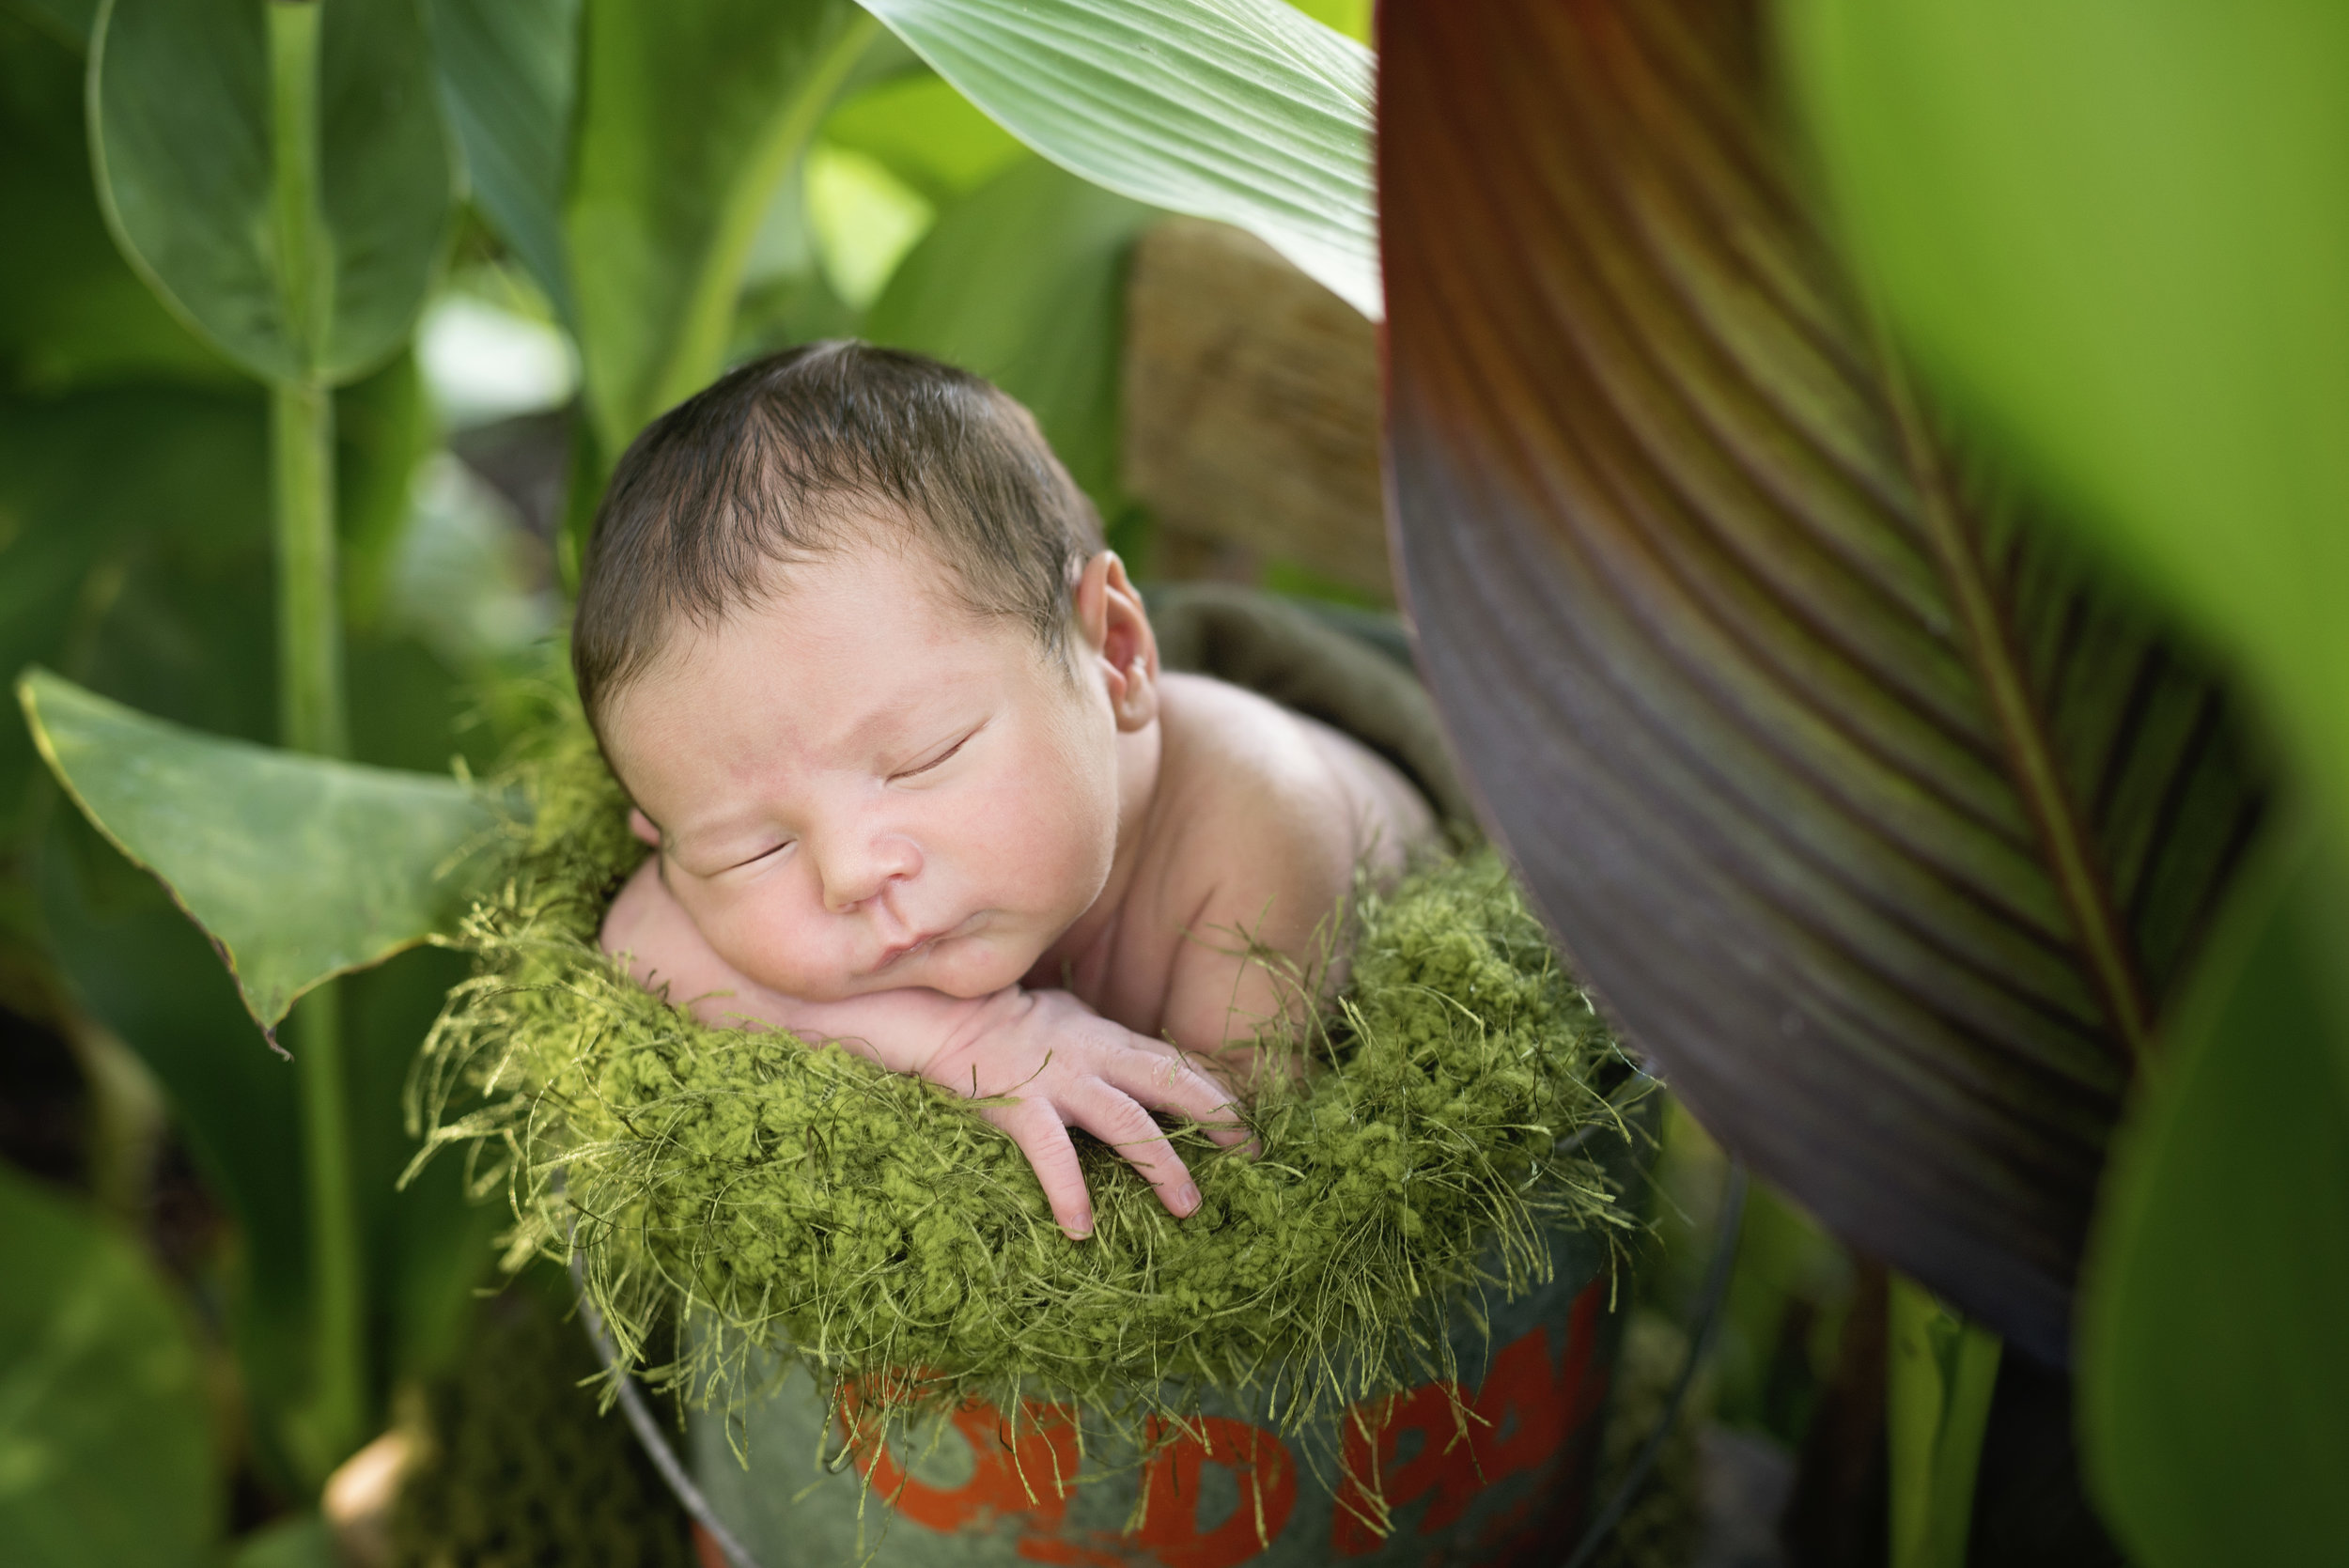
[1331,1281,1610,1555]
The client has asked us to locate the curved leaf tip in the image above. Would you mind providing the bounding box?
[18,666,504,1036]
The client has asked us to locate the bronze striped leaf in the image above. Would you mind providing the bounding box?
[1378,0,2266,1360]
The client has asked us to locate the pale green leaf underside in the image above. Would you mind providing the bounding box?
[860,0,1379,318]
[19,669,498,1033]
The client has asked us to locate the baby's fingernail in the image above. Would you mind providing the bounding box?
[1062,1221,1093,1241]
[1176,1183,1201,1215]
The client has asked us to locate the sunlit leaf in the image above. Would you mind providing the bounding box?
[2078,844,2349,1565]
[1784,4,2349,955]
[18,669,498,1033]
[566,0,872,451]
[801,143,933,309]
[423,0,581,323]
[863,153,1153,509]
[1284,0,1367,47]
[0,1166,217,1568]
[1378,0,2266,1361]
[821,70,1024,205]
[88,0,456,384]
[860,0,1377,319]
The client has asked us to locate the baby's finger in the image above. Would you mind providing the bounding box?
[1063,1079,1202,1220]
[984,1100,1096,1240]
[1103,1051,1252,1150]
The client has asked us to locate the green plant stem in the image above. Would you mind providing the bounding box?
[270,377,346,758]
[268,0,366,1483]
[1889,1273,2004,1568]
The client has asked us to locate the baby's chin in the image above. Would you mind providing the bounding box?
[894,932,1039,999]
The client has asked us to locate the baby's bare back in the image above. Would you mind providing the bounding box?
[1039,672,1439,1058]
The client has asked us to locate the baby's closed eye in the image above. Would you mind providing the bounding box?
[720,840,793,873]
[889,722,984,783]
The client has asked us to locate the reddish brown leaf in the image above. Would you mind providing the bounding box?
[1378,0,2264,1360]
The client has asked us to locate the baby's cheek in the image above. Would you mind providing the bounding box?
[705,899,836,999]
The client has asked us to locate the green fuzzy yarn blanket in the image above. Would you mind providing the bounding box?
[409,588,1641,1444]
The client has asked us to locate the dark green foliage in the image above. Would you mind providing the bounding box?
[390,1277,693,1568]
[412,712,1636,1446]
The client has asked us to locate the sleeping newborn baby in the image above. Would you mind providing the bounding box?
[579,342,1436,1242]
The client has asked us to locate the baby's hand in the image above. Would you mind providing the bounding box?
[922,987,1248,1240]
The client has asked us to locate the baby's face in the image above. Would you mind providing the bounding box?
[601,538,1126,1003]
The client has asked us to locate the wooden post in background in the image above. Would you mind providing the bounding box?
[1121,218,1392,603]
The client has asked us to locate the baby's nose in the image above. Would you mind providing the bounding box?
[820,832,921,913]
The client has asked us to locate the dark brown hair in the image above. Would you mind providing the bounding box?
[571,341,1103,734]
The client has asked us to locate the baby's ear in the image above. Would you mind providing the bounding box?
[1074,551,1159,730]
[628,808,661,848]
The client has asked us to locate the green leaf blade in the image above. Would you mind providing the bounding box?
[566,0,870,451]
[2079,847,2349,1565]
[88,0,455,385]
[18,667,498,1032]
[0,1167,218,1568]
[423,0,581,322]
[861,0,1377,318]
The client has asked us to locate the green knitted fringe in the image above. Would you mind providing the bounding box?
[407,713,1641,1452]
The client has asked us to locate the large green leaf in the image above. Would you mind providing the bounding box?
[862,0,1377,319]
[0,385,271,846]
[1781,4,2349,942]
[566,0,871,451]
[88,0,456,384]
[820,70,1024,207]
[0,1165,218,1568]
[1377,0,2266,1361]
[2078,844,2349,1564]
[0,10,231,390]
[863,153,1154,511]
[423,0,581,322]
[19,669,497,1033]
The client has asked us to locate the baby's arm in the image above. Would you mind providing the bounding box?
[601,858,1242,1238]
[1159,814,1355,1076]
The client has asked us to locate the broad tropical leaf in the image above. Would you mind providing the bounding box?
[2077,844,2349,1566]
[88,0,456,385]
[0,1166,217,1568]
[424,0,581,322]
[1378,0,2265,1360]
[19,669,498,1034]
[1786,3,2349,917]
[566,0,872,451]
[863,154,1155,511]
[0,11,231,389]
[860,0,1377,319]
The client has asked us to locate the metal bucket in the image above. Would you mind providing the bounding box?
[687,1170,1639,1567]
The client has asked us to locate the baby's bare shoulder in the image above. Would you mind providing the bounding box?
[1145,674,1428,939]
